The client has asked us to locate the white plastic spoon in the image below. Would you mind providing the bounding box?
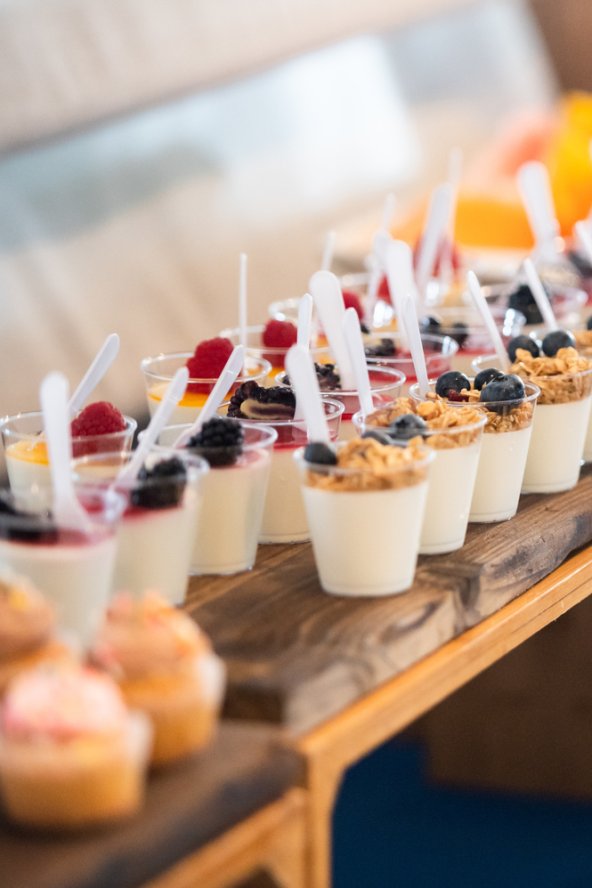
[575,220,592,263]
[173,346,245,448]
[401,295,430,397]
[343,308,373,416]
[516,162,561,262]
[385,240,416,350]
[68,333,120,417]
[321,230,336,272]
[415,182,454,299]
[467,271,510,371]
[363,230,391,329]
[297,293,313,349]
[117,367,189,484]
[309,270,356,389]
[238,252,248,350]
[523,258,558,331]
[285,345,330,443]
[40,372,92,531]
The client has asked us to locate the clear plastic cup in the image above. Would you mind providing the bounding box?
[0,410,137,510]
[363,332,458,394]
[409,377,540,521]
[216,400,344,544]
[157,422,277,573]
[483,280,587,331]
[354,406,487,553]
[295,443,433,596]
[276,366,404,441]
[219,325,331,380]
[140,352,272,424]
[0,487,124,647]
[73,449,207,604]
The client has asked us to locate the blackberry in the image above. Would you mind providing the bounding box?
[364,338,397,359]
[0,492,57,543]
[131,457,187,509]
[186,416,244,467]
[507,283,544,325]
[227,381,296,419]
[421,316,442,335]
[449,321,469,348]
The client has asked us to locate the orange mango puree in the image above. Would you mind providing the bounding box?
[8,439,49,465]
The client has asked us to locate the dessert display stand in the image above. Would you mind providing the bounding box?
[186,465,592,888]
[0,723,306,888]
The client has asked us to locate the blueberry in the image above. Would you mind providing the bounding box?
[421,315,441,334]
[480,374,525,414]
[541,329,576,357]
[304,442,337,466]
[474,367,504,391]
[388,414,428,440]
[507,335,540,362]
[361,430,393,446]
[435,370,470,398]
[450,321,469,348]
[587,316,592,331]
[508,283,544,325]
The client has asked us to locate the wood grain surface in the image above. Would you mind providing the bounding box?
[186,467,592,733]
[1,723,301,888]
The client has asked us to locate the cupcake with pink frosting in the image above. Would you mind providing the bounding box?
[90,593,225,766]
[0,664,151,829]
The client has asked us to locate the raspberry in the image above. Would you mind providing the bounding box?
[262,320,297,349]
[341,290,364,320]
[186,337,234,394]
[378,276,390,301]
[71,402,126,438]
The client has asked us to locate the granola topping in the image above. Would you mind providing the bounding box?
[510,347,592,405]
[574,329,592,357]
[365,397,484,449]
[305,437,429,492]
[422,388,534,433]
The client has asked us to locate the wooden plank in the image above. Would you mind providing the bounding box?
[1,723,302,888]
[186,468,592,734]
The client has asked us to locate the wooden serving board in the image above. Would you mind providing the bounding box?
[1,723,301,888]
[186,466,592,734]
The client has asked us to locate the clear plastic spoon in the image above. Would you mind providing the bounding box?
[467,271,510,371]
[343,308,373,416]
[401,295,430,397]
[523,257,558,331]
[309,270,356,389]
[68,333,120,417]
[285,345,330,443]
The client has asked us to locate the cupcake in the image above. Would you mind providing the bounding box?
[90,594,225,766]
[0,664,151,829]
[0,574,72,696]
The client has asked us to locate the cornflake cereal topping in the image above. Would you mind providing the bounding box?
[511,347,592,405]
[305,437,428,492]
[574,329,592,357]
[366,398,483,449]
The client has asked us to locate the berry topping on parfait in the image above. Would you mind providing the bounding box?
[435,371,470,400]
[186,416,244,467]
[185,338,234,393]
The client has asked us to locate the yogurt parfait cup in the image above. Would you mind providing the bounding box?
[219,325,330,380]
[158,422,276,573]
[218,400,345,544]
[411,376,540,522]
[355,402,487,553]
[483,280,588,331]
[141,352,271,425]
[73,449,206,605]
[277,365,404,441]
[0,487,124,647]
[363,332,458,394]
[0,411,137,511]
[295,437,433,596]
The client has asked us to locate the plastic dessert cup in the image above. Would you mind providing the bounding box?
[141,352,271,425]
[0,411,137,511]
[73,449,206,605]
[295,441,433,596]
[0,489,124,647]
[354,407,487,553]
[363,332,458,394]
[483,281,588,332]
[219,325,331,380]
[158,422,276,573]
[277,366,404,441]
[411,377,540,522]
[423,305,526,377]
[572,330,592,462]
[220,400,344,544]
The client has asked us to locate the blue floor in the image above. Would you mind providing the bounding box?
[333,737,592,888]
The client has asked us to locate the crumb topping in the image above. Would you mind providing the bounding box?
[510,347,592,405]
[366,398,484,449]
[305,437,429,491]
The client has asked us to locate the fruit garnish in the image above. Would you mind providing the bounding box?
[71,402,126,438]
[227,380,296,420]
[0,493,57,543]
[449,321,469,348]
[304,442,337,465]
[507,335,540,361]
[341,290,364,321]
[421,316,442,335]
[474,367,504,391]
[131,457,187,509]
[541,329,576,357]
[283,362,341,392]
[507,282,545,325]
[186,417,244,467]
[479,374,525,414]
[185,338,234,394]
[435,370,470,399]
[262,320,297,349]
[364,338,397,359]
[377,276,390,301]
[388,414,428,440]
